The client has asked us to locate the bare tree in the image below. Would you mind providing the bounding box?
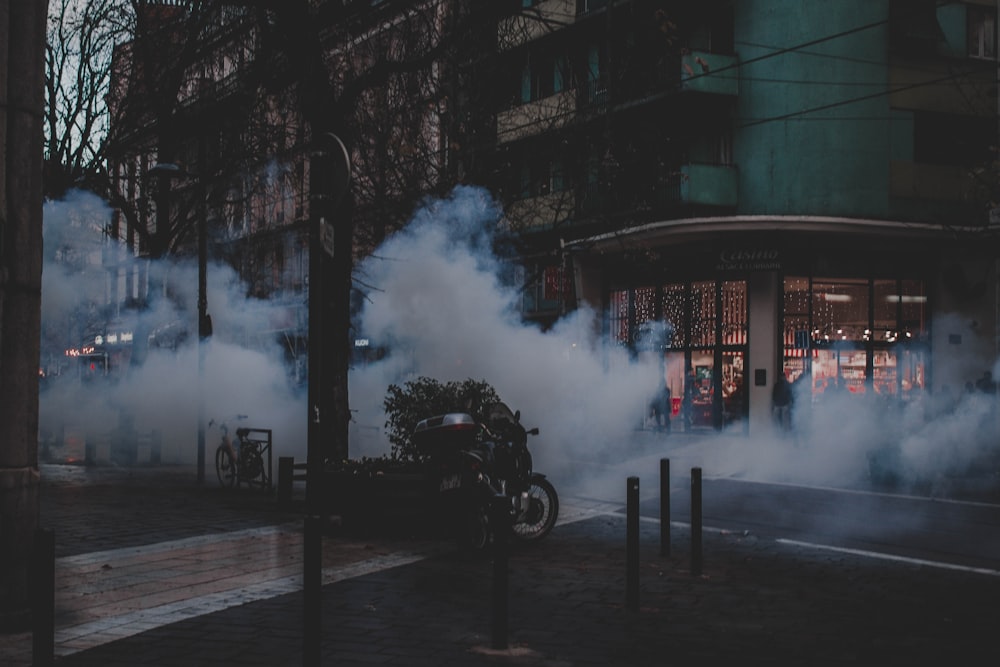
[44,0,130,198]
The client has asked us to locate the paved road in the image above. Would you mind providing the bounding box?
[662,477,1000,572]
[1,462,999,665]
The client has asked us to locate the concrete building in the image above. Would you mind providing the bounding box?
[494,0,999,436]
[103,1,1000,440]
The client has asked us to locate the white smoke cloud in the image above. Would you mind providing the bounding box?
[42,187,999,502]
[351,186,659,477]
[40,190,306,467]
[350,186,1000,502]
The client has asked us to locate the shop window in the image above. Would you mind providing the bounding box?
[660,283,687,348]
[690,281,716,347]
[609,280,747,431]
[812,279,869,343]
[721,280,747,345]
[899,279,928,340]
[783,277,928,400]
[609,289,629,346]
[722,351,745,424]
[635,287,656,326]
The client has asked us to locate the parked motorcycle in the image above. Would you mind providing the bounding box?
[413,402,559,550]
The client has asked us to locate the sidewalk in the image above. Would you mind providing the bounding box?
[2,462,999,665]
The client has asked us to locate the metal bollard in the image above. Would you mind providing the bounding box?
[32,528,55,667]
[303,514,322,666]
[85,435,96,467]
[491,494,510,650]
[626,476,639,611]
[660,458,670,557]
[277,457,293,509]
[150,429,162,465]
[691,467,702,576]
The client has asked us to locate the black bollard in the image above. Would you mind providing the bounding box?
[660,458,670,557]
[277,457,293,509]
[85,435,96,467]
[626,476,639,611]
[32,528,55,667]
[303,514,322,666]
[491,495,510,650]
[691,467,702,576]
[150,429,162,465]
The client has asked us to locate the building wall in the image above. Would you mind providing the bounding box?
[748,270,780,433]
[734,0,891,218]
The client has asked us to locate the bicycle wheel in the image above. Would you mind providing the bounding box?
[215,445,236,487]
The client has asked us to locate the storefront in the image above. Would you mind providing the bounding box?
[568,216,995,437]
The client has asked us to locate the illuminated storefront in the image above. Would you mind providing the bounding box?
[782,277,928,401]
[569,217,993,437]
[609,279,748,431]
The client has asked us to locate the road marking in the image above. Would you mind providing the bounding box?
[776,538,1000,577]
[707,476,1000,508]
[566,503,1000,578]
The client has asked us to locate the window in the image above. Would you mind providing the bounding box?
[514,155,570,198]
[607,280,747,431]
[585,43,607,105]
[578,0,609,14]
[609,289,629,346]
[782,277,927,399]
[519,52,569,104]
[520,263,564,315]
[968,5,996,59]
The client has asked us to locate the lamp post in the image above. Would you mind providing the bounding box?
[147,162,210,483]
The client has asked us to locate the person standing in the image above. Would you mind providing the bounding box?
[649,381,671,433]
[772,373,793,432]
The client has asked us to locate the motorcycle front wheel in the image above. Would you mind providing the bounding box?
[511,475,558,542]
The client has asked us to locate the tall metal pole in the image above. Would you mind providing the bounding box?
[197,191,208,484]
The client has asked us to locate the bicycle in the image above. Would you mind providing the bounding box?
[211,416,271,489]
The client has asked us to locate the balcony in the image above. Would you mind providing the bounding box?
[496,90,577,144]
[504,191,574,232]
[680,51,739,96]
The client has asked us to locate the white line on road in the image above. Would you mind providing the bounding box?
[776,538,1000,577]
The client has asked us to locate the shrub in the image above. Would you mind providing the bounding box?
[383,376,501,462]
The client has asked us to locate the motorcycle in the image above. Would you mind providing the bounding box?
[412,402,559,551]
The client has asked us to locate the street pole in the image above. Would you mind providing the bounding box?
[197,188,208,484]
[304,131,350,666]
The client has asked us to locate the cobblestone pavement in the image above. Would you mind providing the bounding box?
[2,462,999,666]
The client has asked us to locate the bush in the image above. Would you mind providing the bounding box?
[383,376,501,462]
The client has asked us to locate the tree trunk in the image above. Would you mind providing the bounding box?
[0,0,47,630]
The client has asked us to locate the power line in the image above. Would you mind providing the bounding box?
[737,69,992,129]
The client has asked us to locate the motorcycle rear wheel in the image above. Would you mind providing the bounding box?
[462,505,491,553]
[512,476,558,542]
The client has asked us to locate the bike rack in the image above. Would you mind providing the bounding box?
[239,428,273,490]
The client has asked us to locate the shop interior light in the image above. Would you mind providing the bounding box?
[823,293,852,302]
[885,295,927,303]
